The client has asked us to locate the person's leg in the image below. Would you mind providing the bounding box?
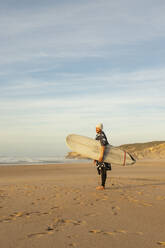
[97,167,101,175]
[101,166,107,187]
[96,167,107,190]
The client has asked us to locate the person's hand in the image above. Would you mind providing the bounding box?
[93,160,97,165]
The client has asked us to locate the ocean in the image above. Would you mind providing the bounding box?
[0,156,89,166]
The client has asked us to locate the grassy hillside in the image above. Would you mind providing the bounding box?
[119,141,165,160]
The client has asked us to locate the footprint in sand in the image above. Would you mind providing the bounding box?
[101,196,109,201]
[103,232,116,236]
[69,242,77,247]
[50,206,59,210]
[4,211,48,222]
[0,212,25,223]
[72,197,84,205]
[89,229,102,234]
[28,231,54,238]
[90,229,143,237]
[126,197,152,207]
[28,232,47,238]
[84,213,97,217]
[157,241,165,246]
[64,219,86,226]
[141,202,152,207]
[115,230,128,234]
[89,230,116,236]
[47,226,54,231]
[112,206,120,215]
[0,218,11,223]
[133,232,143,235]
[136,191,143,195]
[156,196,165,201]
[49,218,86,231]
[14,212,24,217]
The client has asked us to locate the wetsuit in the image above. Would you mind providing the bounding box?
[95,131,111,187]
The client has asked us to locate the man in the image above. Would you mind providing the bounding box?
[94,123,111,190]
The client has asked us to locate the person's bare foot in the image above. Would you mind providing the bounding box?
[96,186,105,190]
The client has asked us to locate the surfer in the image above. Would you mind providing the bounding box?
[94,123,111,190]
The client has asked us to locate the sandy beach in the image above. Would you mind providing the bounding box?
[0,160,165,248]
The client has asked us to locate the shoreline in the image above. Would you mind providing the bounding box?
[0,159,165,168]
[0,159,90,167]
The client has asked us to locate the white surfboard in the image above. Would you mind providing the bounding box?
[66,134,136,166]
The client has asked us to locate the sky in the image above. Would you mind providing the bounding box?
[0,0,165,157]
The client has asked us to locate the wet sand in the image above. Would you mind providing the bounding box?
[0,160,165,248]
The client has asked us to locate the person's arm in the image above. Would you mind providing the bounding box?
[98,146,105,162]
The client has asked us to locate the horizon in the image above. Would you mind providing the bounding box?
[0,0,165,157]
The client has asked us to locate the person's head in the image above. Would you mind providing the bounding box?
[96,123,103,133]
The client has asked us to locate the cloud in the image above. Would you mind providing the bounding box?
[1,66,165,100]
[1,69,165,130]
[0,0,165,66]
[1,66,164,129]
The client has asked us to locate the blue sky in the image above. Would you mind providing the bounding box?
[0,0,165,157]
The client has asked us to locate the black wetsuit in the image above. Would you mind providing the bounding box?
[95,131,111,187]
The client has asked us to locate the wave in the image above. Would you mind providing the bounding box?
[0,156,88,165]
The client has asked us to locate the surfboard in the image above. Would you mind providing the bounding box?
[66,134,136,166]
